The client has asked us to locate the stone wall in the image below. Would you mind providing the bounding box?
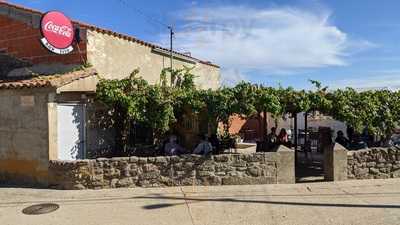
[347,147,400,180]
[49,149,294,190]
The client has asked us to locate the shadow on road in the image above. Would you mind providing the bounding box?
[0,192,399,210]
[135,195,400,210]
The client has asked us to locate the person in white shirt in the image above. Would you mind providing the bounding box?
[193,134,213,156]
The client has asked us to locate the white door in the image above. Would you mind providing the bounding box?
[57,104,86,160]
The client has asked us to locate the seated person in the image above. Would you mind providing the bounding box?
[335,130,350,148]
[349,133,368,150]
[265,127,278,150]
[164,135,185,156]
[209,134,221,153]
[391,132,400,146]
[193,134,213,156]
[277,128,291,147]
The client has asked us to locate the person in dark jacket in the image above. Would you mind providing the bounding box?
[335,130,350,148]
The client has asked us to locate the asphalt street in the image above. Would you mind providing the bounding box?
[0,179,399,225]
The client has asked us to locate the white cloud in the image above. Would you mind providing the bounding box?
[160,5,374,84]
[219,68,247,87]
[331,70,400,90]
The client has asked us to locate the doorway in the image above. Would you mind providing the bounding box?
[57,104,86,160]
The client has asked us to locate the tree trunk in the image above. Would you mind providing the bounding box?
[263,111,268,141]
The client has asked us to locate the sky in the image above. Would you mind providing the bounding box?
[8,0,400,90]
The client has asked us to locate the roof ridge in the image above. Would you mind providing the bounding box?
[0,1,219,68]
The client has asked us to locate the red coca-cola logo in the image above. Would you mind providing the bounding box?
[41,11,74,50]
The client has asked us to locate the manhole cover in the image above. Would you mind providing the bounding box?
[22,203,59,215]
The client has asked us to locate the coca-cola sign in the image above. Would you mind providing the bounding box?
[40,11,74,55]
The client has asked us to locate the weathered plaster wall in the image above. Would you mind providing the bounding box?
[49,148,295,190]
[347,147,400,180]
[86,30,220,90]
[0,88,53,185]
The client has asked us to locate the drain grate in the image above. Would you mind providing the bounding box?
[22,203,59,215]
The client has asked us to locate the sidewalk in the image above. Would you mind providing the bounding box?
[0,179,399,225]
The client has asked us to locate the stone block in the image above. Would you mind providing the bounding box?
[236,167,247,171]
[155,157,168,164]
[103,168,120,179]
[183,162,195,170]
[76,160,91,166]
[173,163,183,170]
[139,171,160,180]
[247,166,261,177]
[247,154,265,162]
[355,168,369,177]
[129,169,139,177]
[129,156,138,163]
[231,161,247,167]
[379,168,389,173]
[142,164,158,173]
[227,171,244,177]
[199,176,222,185]
[377,163,385,168]
[197,171,214,177]
[392,169,400,178]
[175,171,186,177]
[370,168,379,175]
[213,154,231,162]
[138,158,148,164]
[116,178,135,188]
[111,157,129,162]
[110,179,119,188]
[147,157,156,163]
[215,172,226,176]
[197,162,215,172]
[393,163,400,170]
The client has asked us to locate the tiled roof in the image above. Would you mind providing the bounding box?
[0,69,97,89]
[0,1,219,68]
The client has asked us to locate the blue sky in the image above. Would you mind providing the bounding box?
[9,0,400,89]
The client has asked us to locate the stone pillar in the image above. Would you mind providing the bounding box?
[324,143,348,181]
[276,145,295,184]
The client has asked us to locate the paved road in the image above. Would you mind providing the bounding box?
[0,179,399,225]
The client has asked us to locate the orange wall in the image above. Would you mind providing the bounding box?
[229,114,264,141]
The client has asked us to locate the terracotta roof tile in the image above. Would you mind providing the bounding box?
[0,2,220,68]
[0,69,97,89]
